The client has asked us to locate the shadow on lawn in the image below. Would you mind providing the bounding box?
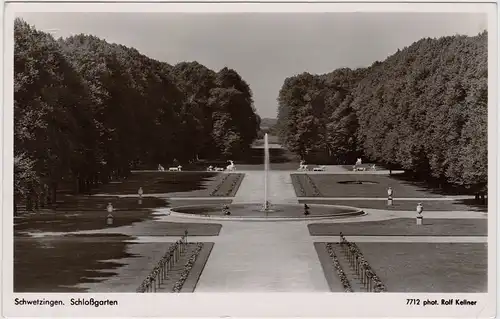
[14,234,137,292]
[389,173,488,210]
[452,198,488,212]
[94,171,218,195]
[14,196,167,234]
[389,172,481,197]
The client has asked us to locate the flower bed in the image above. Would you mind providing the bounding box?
[209,173,244,197]
[326,243,353,292]
[172,243,204,292]
[291,174,322,197]
[136,237,187,293]
[210,175,231,196]
[291,175,307,196]
[305,175,322,196]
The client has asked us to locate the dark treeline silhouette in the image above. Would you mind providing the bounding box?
[14,18,260,211]
[277,32,487,195]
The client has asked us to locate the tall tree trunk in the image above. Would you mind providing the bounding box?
[26,193,33,211]
[34,192,39,210]
[74,177,80,194]
[51,182,58,205]
[85,178,91,194]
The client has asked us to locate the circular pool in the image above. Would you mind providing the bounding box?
[168,203,365,221]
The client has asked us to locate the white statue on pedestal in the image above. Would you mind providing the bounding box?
[226,160,236,171]
[416,203,423,225]
[298,160,308,171]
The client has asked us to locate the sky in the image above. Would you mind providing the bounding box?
[16,12,487,118]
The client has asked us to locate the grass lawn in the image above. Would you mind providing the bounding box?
[299,199,487,212]
[111,221,222,237]
[354,242,487,292]
[15,206,156,234]
[95,171,219,195]
[15,177,231,234]
[46,195,167,211]
[14,234,218,292]
[14,234,135,292]
[306,174,457,198]
[308,218,487,236]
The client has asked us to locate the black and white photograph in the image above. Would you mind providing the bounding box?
[3,2,498,317]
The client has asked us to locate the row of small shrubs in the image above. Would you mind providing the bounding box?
[172,243,205,292]
[326,243,353,292]
[209,173,244,197]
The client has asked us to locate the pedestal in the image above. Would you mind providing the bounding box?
[106,214,114,226]
[416,215,423,225]
[387,199,393,206]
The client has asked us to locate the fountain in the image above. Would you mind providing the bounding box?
[167,133,365,220]
[263,133,270,211]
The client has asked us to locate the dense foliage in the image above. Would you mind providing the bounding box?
[14,19,260,210]
[277,32,487,190]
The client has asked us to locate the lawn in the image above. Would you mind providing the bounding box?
[15,205,156,234]
[299,199,487,212]
[95,171,219,195]
[14,234,217,292]
[308,218,487,236]
[107,220,222,237]
[14,234,135,292]
[13,170,223,293]
[353,242,488,292]
[305,174,457,198]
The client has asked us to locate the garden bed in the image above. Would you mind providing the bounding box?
[209,173,245,197]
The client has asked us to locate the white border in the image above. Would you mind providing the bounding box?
[2,2,498,318]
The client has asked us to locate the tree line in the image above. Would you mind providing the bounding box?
[14,18,260,211]
[277,32,487,193]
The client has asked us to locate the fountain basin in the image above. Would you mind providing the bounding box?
[168,203,365,221]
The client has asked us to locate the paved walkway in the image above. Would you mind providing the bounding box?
[195,170,324,291]
[129,235,487,244]
[233,171,298,204]
[195,222,329,292]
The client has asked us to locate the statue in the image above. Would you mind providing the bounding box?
[304,203,310,215]
[298,160,308,171]
[226,160,236,171]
